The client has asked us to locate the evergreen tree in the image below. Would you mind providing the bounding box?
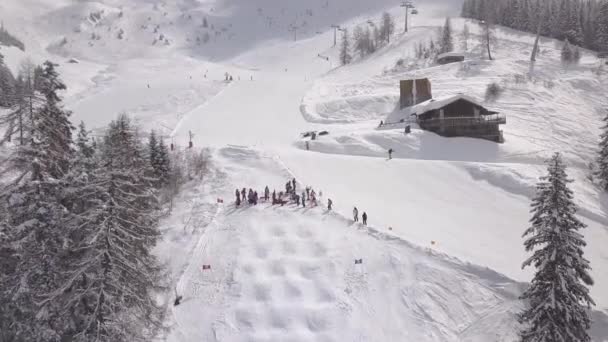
[0,52,16,108]
[379,12,395,44]
[148,129,160,171]
[561,39,574,62]
[340,28,353,65]
[157,136,171,186]
[596,110,608,190]
[44,114,165,341]
[367,27,376,54]
[597,2,608,52]
[440,17,454,53]
[0,60,75,342]
[519,153,594,342]
[76,121,95,160]
[353,26,367,58]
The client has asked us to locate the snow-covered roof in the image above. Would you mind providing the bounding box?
[437,52,465,59]
[401,94,486,117]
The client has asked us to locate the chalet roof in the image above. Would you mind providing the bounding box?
[401,94,490,117]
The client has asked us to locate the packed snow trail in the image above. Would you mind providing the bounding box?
[173,73,316,148]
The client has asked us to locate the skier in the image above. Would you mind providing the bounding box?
[235,189,241,206]
[379,120,384,127]
[272,190,277,205]
[248,189,254,205]
[286,181,291,194]
[306,187,310,200]
[353,207,359,222]
[301,191,306,207]
[388,148,394,160]
[241,188,246,203]
[362,212,368,226]
[292,178,297,193]
[253,191,259,205]
[295,194,301,206]
[264,186,270,201]
[327,199,333,211]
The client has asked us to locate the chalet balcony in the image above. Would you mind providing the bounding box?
[418,114,506,129]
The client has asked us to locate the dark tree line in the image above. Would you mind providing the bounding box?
[462,0,608,53]
[0,61,173,341]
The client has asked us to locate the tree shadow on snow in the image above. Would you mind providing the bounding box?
[590,309,608,341]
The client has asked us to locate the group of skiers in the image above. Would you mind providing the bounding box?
[235,188,260,206]
[235,178,334,210]
[352,206,368,225]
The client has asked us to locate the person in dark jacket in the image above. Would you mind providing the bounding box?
[241,188,246,203]
[301,191,306,207]
[253,191,259,205]
[362,212,368,225]
[327,199,333,211]
[286,181,292,194]
[272,190,277,205]
[292,178,297,193]
[235,189,241,206]
[353,207,359,222]
[388,148,394,160]
[264,186,270,201]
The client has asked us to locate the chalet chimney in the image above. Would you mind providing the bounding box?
[400,78,432,109]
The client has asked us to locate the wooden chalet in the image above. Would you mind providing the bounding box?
[399,79,505,142]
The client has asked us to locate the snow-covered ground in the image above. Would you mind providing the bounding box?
[2,0,608,340]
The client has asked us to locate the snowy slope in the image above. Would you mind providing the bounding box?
[3,0,608,340]
[162,146,524,342]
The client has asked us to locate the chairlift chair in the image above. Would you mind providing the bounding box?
[411,9,419,15]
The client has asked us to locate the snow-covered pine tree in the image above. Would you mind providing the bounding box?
[340,28,352,65]
[148,129,160,171]
[519,152,595,342]
[563,1,584,47]
[76,121,95,160]
[596,110,608,190]
[440,17,454,54]
[0,60,75,341]
[597,2,608,52]
[157,135,171,186]
[0,52,16,108]
[353,26,367,58]
[561,38,574,62]
[1,61,41,145]
[366,27,376,54]
[43,114,165,341]
[379,12,395,44]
